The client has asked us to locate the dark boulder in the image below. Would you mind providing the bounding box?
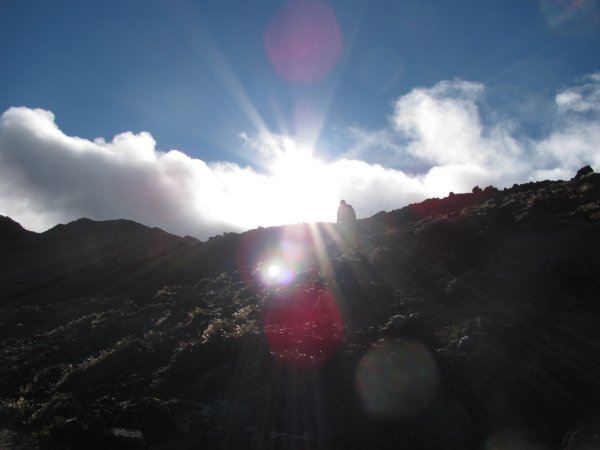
[573,165,594,180]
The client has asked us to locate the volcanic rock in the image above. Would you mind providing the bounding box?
[0,167,599,449]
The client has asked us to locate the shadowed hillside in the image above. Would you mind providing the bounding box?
[0,167,599,449]
[0,218,199,305]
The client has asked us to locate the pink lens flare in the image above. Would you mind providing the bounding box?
[538,0,599,36]
[264,0,343,83]
[258,259,296,286]
[264,284,344,367]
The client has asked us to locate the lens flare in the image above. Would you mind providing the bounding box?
[268,264,280,277]
[245,224,326,287]
[356,339,439,420]
[264,284,344,367]
[259,259,296,286]
[264,0,343,83]
[538,0,599,36]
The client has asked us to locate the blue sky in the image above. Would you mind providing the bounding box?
[0,0,599,238]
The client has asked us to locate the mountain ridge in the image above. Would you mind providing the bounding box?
[0,166,599,449]
[0,217,199,306]
[2,167,599,306]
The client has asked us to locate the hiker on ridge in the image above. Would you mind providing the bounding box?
[337,200,360,249]
[337,200,356,226]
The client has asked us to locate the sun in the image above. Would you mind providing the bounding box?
[267,144,339,224]
[219,134,342,230]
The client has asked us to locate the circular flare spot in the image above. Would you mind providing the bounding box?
[264,285,344,366]
[538,0,599,36]
[356,339,439,420]
[264,0,343,83]
[259,259,295,286]
[268,264,280,277]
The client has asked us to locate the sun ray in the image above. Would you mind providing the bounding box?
[307,222,337,279]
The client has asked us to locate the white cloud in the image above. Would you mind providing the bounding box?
[0,107,236,238]
[534,119,600,171]
[392,79,527,179]
[0,107,426,239]
[533,73,600,173]
[1,73,598,239]
[556,73,600,113]
[388,75,599,188]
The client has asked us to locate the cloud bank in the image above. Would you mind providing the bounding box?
[1,75,598,240]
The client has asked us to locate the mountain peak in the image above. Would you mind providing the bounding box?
[0,214,36,244]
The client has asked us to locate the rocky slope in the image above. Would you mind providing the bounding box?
[0,167,599,449]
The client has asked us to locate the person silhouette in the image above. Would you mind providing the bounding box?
[337,200,358,249]
[337,200,356,225]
